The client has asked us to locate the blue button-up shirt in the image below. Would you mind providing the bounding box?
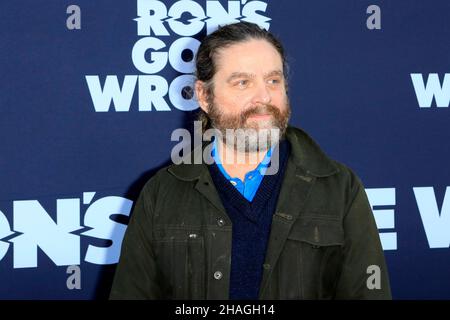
[211,139,273,202]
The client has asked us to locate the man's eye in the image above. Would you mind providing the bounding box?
[236,80,248,87]
[268,78,281,85]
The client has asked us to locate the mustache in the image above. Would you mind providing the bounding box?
[241,104,281,122]
[206,99,291,133]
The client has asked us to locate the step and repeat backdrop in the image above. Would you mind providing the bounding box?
[1,0,449,299]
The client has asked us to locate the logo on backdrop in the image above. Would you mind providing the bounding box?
[0,192,131,269]
[85,0,271,113]
[411,73,450,108]
[367,187,450,250]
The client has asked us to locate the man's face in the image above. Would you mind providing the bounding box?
[196,39,291,152]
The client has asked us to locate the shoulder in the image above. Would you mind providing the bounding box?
[286,126,364,186]
[138,161,206,203]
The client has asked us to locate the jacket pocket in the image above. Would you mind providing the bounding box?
[153,228,206,299]
[279,216,344,299]
[287,215,344,246]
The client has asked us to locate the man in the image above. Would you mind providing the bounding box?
[110,22,391,299]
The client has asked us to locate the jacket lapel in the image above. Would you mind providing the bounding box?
[194,168,228,216]
[258,159,316,298]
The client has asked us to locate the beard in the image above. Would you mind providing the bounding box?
[206,98,291,153]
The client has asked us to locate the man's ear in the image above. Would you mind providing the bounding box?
[195,80,209,113]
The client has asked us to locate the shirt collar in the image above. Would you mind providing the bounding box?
[211,137,273,178]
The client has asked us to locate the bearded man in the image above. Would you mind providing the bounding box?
[110,22,391,300]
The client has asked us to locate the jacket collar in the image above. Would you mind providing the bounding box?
[167,126,339,181]
[285,126,339,177]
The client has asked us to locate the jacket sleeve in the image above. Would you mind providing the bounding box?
[334,173,392,299]
[109,177,165,299]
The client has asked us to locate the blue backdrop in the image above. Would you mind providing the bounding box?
[1,0,450,299]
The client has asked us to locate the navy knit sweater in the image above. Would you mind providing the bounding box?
[208,140,291,299]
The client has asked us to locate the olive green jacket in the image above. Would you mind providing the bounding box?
[110,126,392,299]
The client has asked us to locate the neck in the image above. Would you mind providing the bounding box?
[217,139,268,181]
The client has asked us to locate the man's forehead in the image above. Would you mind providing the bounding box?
[216,39,281,56]
[213,39,283,72]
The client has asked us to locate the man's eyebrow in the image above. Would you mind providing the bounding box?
[226,72,255,83]
[226,70,284,83]
[264,70,284,78]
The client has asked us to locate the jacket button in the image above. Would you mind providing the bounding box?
[263,263,271,270]
[217,218,225,227]
[213,271,223,280]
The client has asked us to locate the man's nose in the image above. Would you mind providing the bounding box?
[251,82,271,105]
